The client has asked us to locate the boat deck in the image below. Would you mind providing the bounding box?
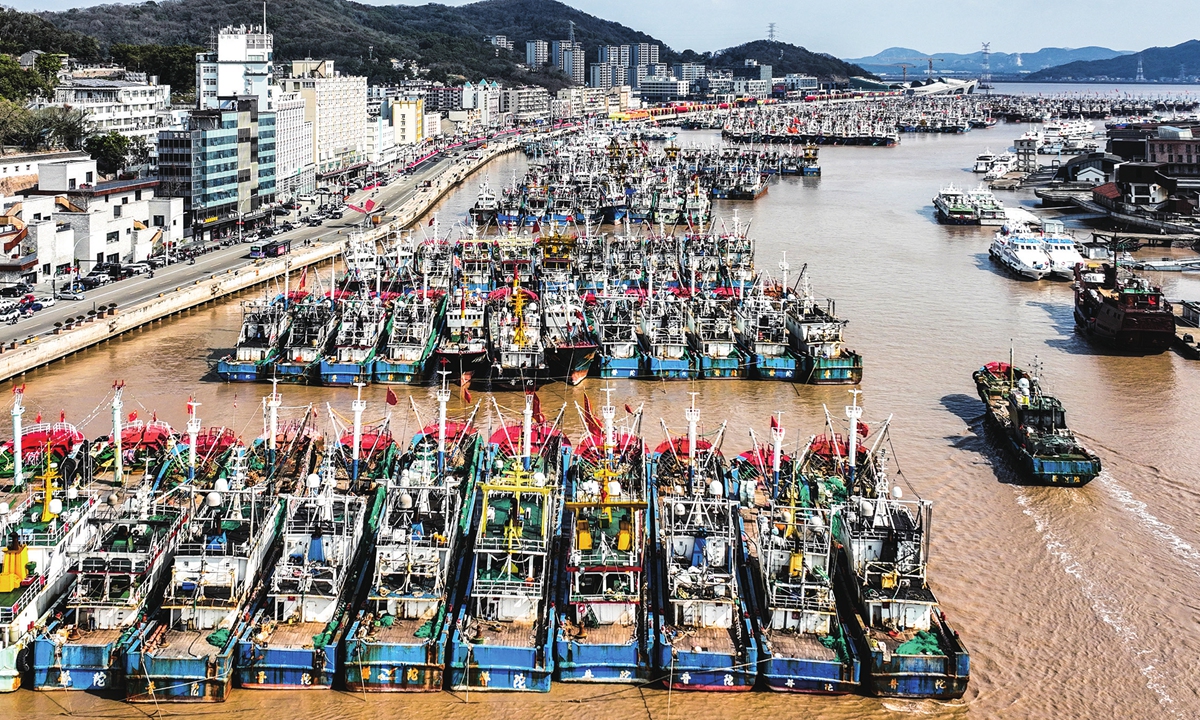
[261,621,324,649]
[561,622,635,646]
[64,627,124,647]
[368,617,430,644]
[151,630,215,659]
[470,620,537,648]
[763,629,837,661]
[664,625,737,654]
[868,627,945,657]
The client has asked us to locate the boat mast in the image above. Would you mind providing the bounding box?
[112,381,125,487]
[685,391,700,492]
[522,393,534,471]
[846,389,862,486]
[351,382,366,483]
[436,369,450,474]
[11,387,23,488]
[186,400,201,482]
[267,378,281,469]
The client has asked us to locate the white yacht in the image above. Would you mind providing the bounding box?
[983,152,1017,180]
[1038,220,1085,279]
[990,226,1051,280]
[973,149,997,173]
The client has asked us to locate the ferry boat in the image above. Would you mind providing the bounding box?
[236,457,368,690]
[731,421,861,693]
[542,289,598,386]
[272,294,338,384]
[435,286,488,388]
[593,295,643,378]
[932,185,977,225]
[1073,262,1175,354]
[827,395,970,699]
[687,295,748,379]
[649,402,758,690]
[736,270,798,380]
[1038,220,1085,279]
[989,229,1051,280]
[33,484,186,692]
[217,298,290,382]
[319,293,387,386]
[374,292,446,385]
[555,393,649,682]
[448,395,568,692]
[343,386,482,691]
[973,360,1102,485]
[0,400,98,692]
[639,292,692,379]
[486,276,547,388]
[124,485,282,702]
[786,274,863,384]
[965,185,1006,226]
[972,150,996,173]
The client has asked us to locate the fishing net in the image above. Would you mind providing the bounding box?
[205,628,231,648]
[895,630,943,656]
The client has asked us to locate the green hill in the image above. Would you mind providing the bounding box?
[710,40,870,81]
[1026,39,1200,81]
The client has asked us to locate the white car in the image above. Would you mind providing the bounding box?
[35,296,55,308]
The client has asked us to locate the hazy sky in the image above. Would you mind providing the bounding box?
[15,0,1198,58]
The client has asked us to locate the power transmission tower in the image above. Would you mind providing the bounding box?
[1136,56,1145,82]
[767,23,776,42]
[980,42,991,93]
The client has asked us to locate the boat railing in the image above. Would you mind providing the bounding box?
[0,573,45,623]
[475,535,551,552]
[473,575,547,597]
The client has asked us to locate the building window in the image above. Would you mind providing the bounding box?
[69,178,76,190]
[86,172,93,183]
[153,214,164,226]
[135,190,142,200]
[113,205,121,218]
[106,230,119,244]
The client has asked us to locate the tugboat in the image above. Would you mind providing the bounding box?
[593,295,643,379]
[972,358,1102,485]
[731,418,860,693]
[124,484,282,702]
[542,289,598,386]
[687,295,748,379]
[217,298,289,382]
[486,274,547,388]
[448,395,568,692]
[343,382,482,691]
[374,292,446,385]
[237,455,367,690]
[639,291,692,379]
[319,293,387,386]
[272,294,338,384]
[555,391,649,682]
[787,271,863,385]
[826,393,970,699]
[649,399,758,690]
[1073,261,1175,354]
[33,484,187,692]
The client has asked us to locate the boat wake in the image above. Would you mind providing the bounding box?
[1097,471,1200,578]
[880,698,966,715]
[1014,491,1179,715]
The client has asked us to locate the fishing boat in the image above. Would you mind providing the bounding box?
[577,183,603,226]
[989,228,1051,280]
[736,269,799,380]
[435,286,488,388]
[0,397,98,692]
[32,484,186,692]
[786,273,863,385]
[497,185,524,227]
[343,387,481,691]
[469,178,499,226]
[486,276,547,388]
[459,232,497,292]
[932,185,977,225]
[542,289,598,386]
[448,396,568,692]
[236,456,367,690]
[319,293,387,386]
[593,295,643,379]
[1073,262,1175,354]
[718,213,755,289]
[682,230,722,292]
[525,185,549,226]
[649,401,758,690]
[731,420,860,693]
[549,182,576,224]
[217,298,290,382]
[639,292,692,379]
[687,295,748,379]
[572,227,607,292]
[272,294,338,384]
[374,292,446,385]
[607,230,647,290]
[555,393,649,682]
[124,483,282,702]
[972,360,1102,485]
[826,395,970,699]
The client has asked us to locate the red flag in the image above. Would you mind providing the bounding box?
[428,217,435,226]
[34,412,41,423]
[386,389,398,406]
[59,410,65,423]
[128,411,138,423]
[527,389,546,424]
[624,403,634,415]
[859,422,870,439]
[297,266,308,291]
[770,415,779,430]
[582,396,601,436]
[532,220,541,235]
[463,387,472,403]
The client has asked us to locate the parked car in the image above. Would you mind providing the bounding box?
[307,218,323,227]
[54,289,84,301]
[0,283,31,298]
[35,296,56,308]
[327,210,343,220]
[123,263,151,275]
[78,275,108,290]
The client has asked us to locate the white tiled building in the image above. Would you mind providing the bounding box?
[274,90,315,199]
[30,77,172,141]
[281,60,368,182]
[196,25,275,111]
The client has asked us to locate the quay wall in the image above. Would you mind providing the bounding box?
[0,136,532,382]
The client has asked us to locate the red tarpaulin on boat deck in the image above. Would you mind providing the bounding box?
[809,434,868,460]
[487,286,538,302]
[489,423,570,454]
[575,432,646,460]
[654,437,717,457]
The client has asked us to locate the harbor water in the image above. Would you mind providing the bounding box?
[6,125,1200,719]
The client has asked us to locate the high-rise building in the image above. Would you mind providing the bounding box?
[632,43,659,67]
[195,25,274,111]
[672,63,707,83]
[526,40,549,68]
[280,60,367,182]
[274,90,314,199]
[589,63,614,90]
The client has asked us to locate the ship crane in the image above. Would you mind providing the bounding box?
[896,57,945,80]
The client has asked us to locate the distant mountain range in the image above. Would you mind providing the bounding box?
[845,46,1131,76]
[34,0,865,90]
[1025,39,1200,81]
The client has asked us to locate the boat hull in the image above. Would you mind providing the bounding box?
[1073,307,1175,355]
[555,638,645,683]
[235,641,337,689]
[216,358,261,382]
[372,357,430,385]
[546,345,597,386]
[752,353,797,380]
[597,354,641,379]
[760,645,860,694]
[319,359,373,386]
[343,635,445,692]
[32,638,122,692]
[694,353,748,379]
[123,629,239,702]
[797,353,863,384]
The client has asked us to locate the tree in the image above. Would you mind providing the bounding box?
[42,106,90,150]
[84,132,132,176]
[0,54,48,102]
[110,43,205,97]
[34,53,63,86]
